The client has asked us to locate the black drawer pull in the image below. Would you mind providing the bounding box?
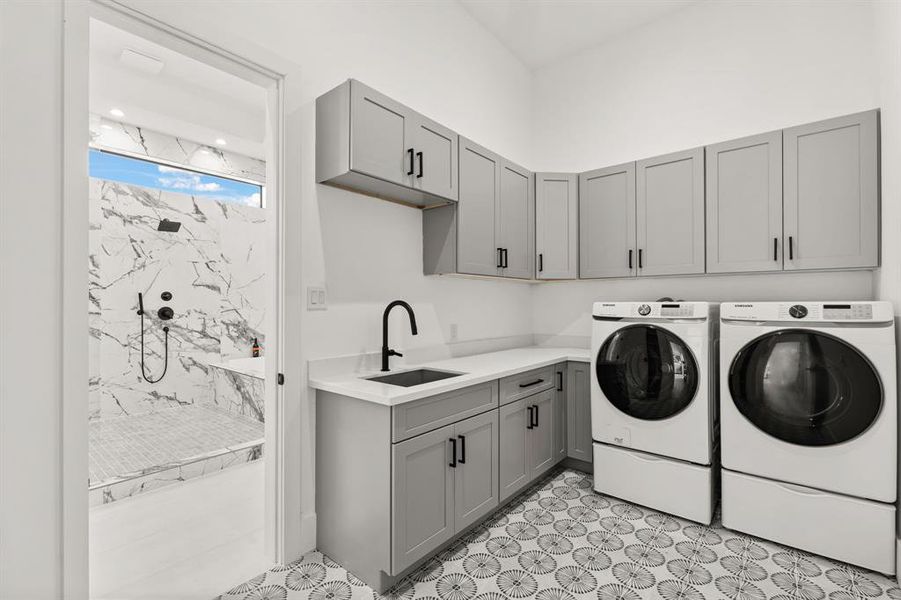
[502,248,508,268]
[519,378,544,388]
[526,406,534,430]
[628,249,633,269]
[538,253,543,272]
[789,236,794,260]
[407,148,415,176]
[556,372,563,391]
[416,151,423,178]
[497,248,503,268]
[638,248,643,269]
[449,438,457,467]
[773,237,778,261]
[533,405,539,428]
[458,435,466,464]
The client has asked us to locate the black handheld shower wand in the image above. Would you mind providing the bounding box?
[137,291,169,383]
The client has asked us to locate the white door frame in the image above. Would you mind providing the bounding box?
[62,2,305,596]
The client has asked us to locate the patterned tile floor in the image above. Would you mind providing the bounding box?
[89,405,263,485]
[217,468,901,600]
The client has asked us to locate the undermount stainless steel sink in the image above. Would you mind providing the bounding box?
[366,368,462,387]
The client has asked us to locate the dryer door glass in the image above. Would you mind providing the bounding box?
[596,325,700,420]
[729,329,882,446]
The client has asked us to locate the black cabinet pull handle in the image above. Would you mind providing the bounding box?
[502,248,508,268]
[407,148,414,176]
[533,404,539,428]
[638,249,643,269]
[416,151,423,178]
[538,253,543,272]
[789,236,794,260]
[497,248,503,268]
[519,378,544,388]
[449,438,457,467]
[628,249,633,269]
[773,237,778,261]
[458,435,466,464]
[556,372,563,391]
[526,406,534,430]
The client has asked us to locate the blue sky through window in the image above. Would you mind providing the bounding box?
[89,149,263,207]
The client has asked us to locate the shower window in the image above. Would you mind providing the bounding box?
[89,148,263,207]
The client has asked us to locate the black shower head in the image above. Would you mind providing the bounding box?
[158,219,181,232]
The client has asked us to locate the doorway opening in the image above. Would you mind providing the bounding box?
[86,15,277,598]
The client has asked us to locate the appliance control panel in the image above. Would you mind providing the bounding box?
[721,302,890,323]
[593,302,706,319]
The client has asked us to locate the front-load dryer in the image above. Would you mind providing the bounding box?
[591,301,717,524]
[720,301,897,574]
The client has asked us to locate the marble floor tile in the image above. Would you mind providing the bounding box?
[216,468,901,600]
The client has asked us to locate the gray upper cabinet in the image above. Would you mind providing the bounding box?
[783,110,879,270]
[636,147,706,276]
[411,115,458,201]
[706,131,783,273]
[423,137,533,279]
[498,161,535,279]
[391,424,455,574]
[317,79,458,207]
[457,138,501,276]
[579,162,637,279]
[536,173,579,279]
[566,362,592,463]
[453,411,499,532]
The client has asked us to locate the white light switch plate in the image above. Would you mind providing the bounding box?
[307,286,327,310]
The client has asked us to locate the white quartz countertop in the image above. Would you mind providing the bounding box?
[309,346,591,406]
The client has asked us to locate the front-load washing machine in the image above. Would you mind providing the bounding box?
[591,301,717,524]
[720,301,897,574]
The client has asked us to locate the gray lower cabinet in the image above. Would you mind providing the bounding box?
[566,362,592,462]
[536,173,579,279]
[554,363,567,462]
[706,131,783,274]
[392,424,456,573]
[423,137,533,279]
[636,147,706,276]
[784,110,878,270]
[499,388,556,501]
[454,410,500,531]
[317,79,458,207]
[579,162,637,279]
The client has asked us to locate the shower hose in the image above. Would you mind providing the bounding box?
[139,309,169,384]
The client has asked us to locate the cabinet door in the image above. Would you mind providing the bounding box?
[392,424,455,573]
[457,137,501,276]
[528,389,556,478]
[453,411,499,532]
[554,363,567,463]
[784,110,878,270]
[566,362,593,463]
[410,115,458,202]
[636,148,705,276]
[349,80,412,187]
[536,173,579,279]
[497,160,534,279]
[579,162,637,278]
[706,132,783,273]
[499,399,529,501]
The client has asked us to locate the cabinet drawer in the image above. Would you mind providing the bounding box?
[499,366,555,406]
[392,381,498,443]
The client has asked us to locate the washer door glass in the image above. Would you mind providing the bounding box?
[596,325,699,420]
[729,329,882,446]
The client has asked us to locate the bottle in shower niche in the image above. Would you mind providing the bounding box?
[252,338,261,358]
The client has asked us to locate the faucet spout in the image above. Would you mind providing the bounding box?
[381,300,418,371]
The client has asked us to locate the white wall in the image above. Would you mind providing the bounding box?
[0,1,66,597]
[530,0,880,344]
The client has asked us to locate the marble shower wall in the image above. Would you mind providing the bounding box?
[88,179,267,420]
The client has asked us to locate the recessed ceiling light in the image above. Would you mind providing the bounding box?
[109,108,124,118]
[215,138,227,146]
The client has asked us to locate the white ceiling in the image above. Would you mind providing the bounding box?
[458,0,698,69]
[90,19,267,159]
